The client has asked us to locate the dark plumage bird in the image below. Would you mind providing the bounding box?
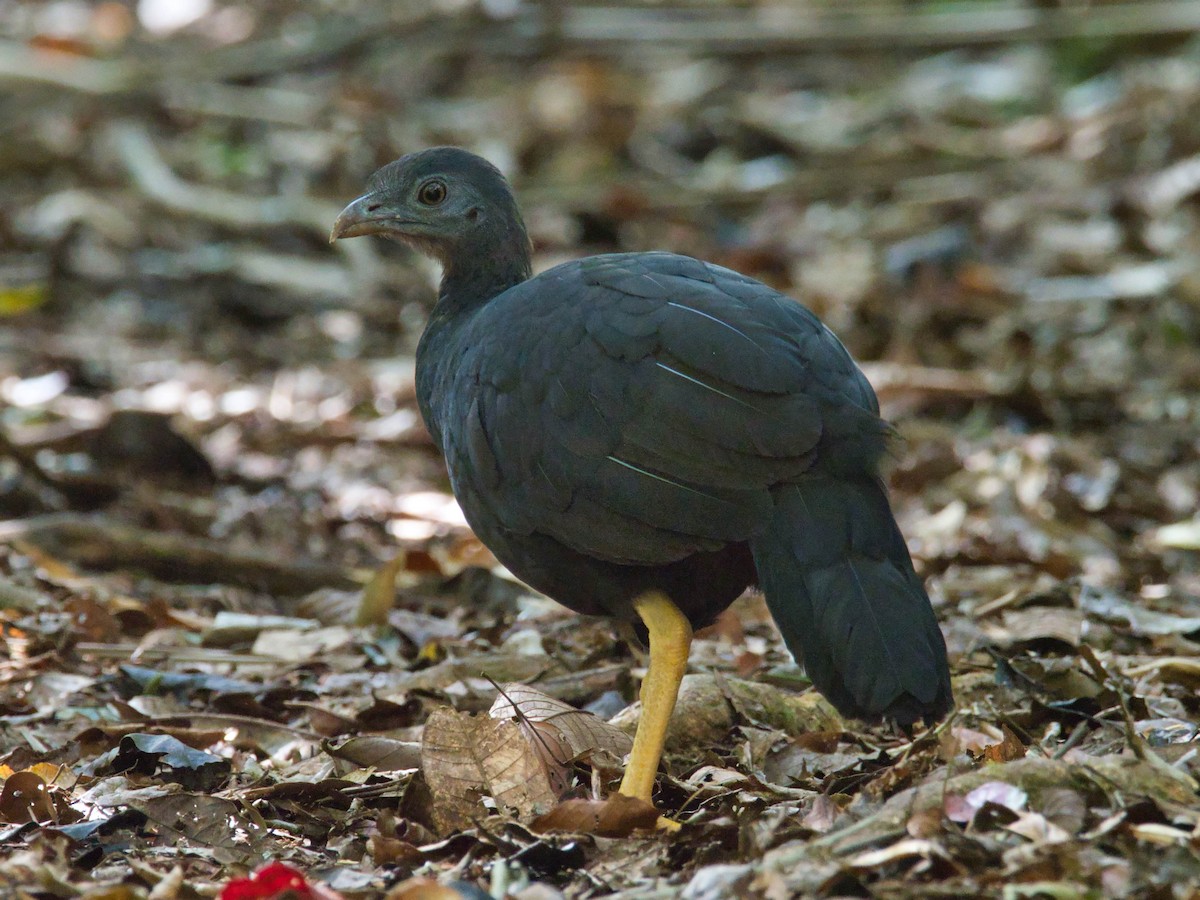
[331,147,952,809]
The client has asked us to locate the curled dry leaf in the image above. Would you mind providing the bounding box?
[489,682,633,769]
[801,794,842,833]
[326,735,422,772]
[421,707,560,834]
[1004,810,1072,844]
[944,723,1027,763]
[530,793,659,838]
[357,555,405,626]
[0,771,57,824]
[905,806,944,839]
[984,725,1027,763]
[944,781,1028,825]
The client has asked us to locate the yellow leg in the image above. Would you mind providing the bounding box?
[618,591,693,805]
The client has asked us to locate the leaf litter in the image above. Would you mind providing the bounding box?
[1,1,1200,897]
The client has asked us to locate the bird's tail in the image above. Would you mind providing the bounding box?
[749,474,952,725]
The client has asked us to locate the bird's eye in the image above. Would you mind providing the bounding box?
[417,179,448,206]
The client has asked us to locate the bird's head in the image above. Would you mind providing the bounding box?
[330,147,529,273]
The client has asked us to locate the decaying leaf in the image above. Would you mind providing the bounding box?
[0,771,57,824]
[801,794,842,834]
[989,606,1086,648]
[530,794,658,837]
[421,707,560,833]
[1004,810,1071,844]
[945,724,1005,757]
[326,736,422,773]
[489,682,632,769]
[113,733,230,791]
[944,780,1028,825]
[134,794,266,864]
[358,555,404,626]
[251,626,354,661]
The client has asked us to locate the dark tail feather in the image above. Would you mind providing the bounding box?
[749,475,952,726]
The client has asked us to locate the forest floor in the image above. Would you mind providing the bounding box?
[1,2,1199,897]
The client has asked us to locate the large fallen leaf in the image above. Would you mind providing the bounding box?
[530,794,658,837]
[421,707,559,834]
[489,683,632,768]
[133,794,266,865]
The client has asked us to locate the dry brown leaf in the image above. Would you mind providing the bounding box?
[905,806,944,838]
[421,707,559,833]
[489,683,632,768]
[1149,518,1200,551]
[327,736,422,772]
[983,725,1027,763]
[944,781,1028,825]
[989,607,1086,648]
[801,794,842,833]
[370,835,425,867]
[358,555,404,626]
[530,794,658,837]
[1004,810,1071,844]
[0,771,56,824]
[945,724,1006,757]
[135,794,266,863]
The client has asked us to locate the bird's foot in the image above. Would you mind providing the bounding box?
[655,815,682,832]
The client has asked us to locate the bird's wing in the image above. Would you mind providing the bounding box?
[449,252,885,566]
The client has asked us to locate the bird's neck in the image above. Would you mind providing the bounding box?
[435,222,532,316]
[416,221,532,452]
